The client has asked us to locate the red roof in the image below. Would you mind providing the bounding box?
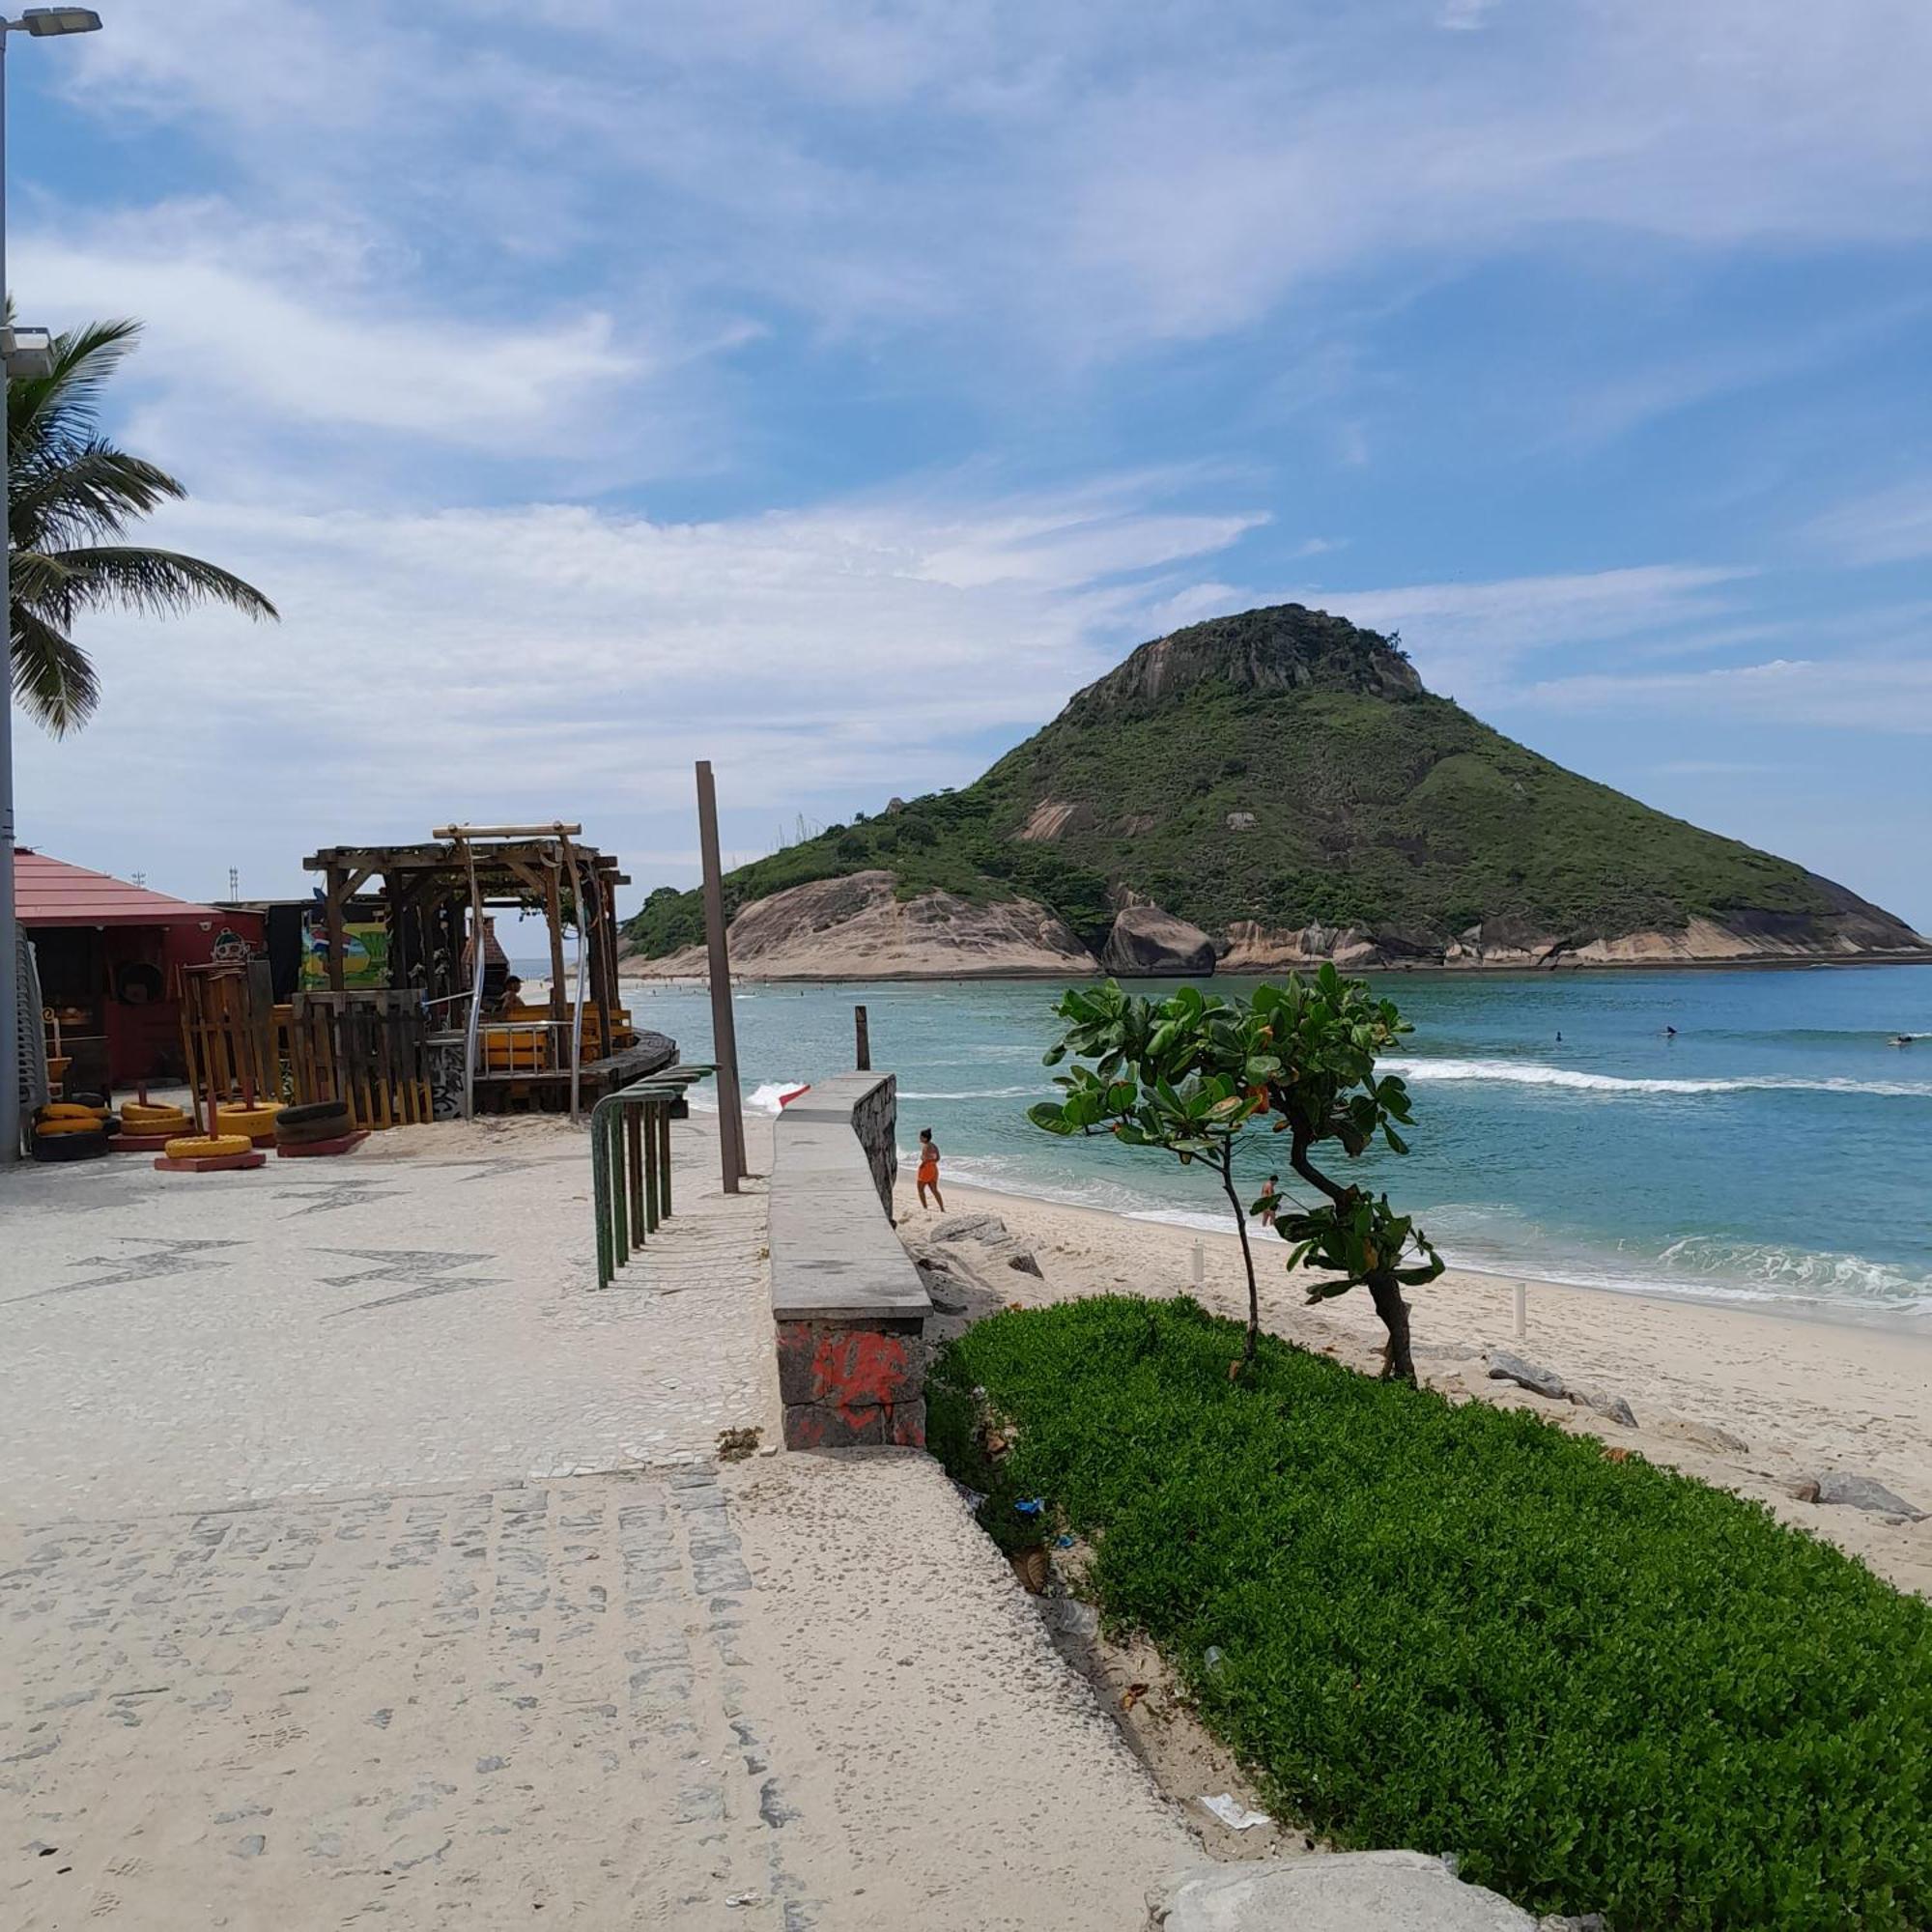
[15,850,229,929]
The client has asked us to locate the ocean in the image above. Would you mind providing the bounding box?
[626,965,1932,1327]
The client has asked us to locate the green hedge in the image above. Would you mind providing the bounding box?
[927,1297,1932,1929]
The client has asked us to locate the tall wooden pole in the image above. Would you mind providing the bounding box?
[696,760,747,1189]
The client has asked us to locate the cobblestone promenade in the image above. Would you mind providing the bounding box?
[1,1114,1191,1929]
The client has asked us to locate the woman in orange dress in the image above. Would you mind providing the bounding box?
[916,1127,945,1212]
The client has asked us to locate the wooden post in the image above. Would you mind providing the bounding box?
[696,759,747,1190]
[599,873,622,1027]
[544,863,568,1041]
[325,867,347,993]
[855,1004,870,1072]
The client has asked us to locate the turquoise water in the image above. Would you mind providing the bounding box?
[628,966,1932,1326]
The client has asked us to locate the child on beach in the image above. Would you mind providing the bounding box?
[917,1128,945,1212]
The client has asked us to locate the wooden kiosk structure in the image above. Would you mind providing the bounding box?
[303,824,670,1118]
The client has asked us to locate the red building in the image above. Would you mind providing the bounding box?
[16,851,265,1090]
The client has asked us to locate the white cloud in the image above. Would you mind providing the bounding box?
[1521,655,1932,733]
[1264,565,1751,706]
[14,209,644,457]
[14,476,1262,898]
[1807,480,1932,565]
[48,1,1932,362]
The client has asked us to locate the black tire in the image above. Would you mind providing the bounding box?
[100,1116,123,1138]
[70,1091,107,1109]
[276,1099,352,1130]
[277,1117,355,1147]
[31,1126,110,1161]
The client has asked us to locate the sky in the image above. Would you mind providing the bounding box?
[9,0,1932,930]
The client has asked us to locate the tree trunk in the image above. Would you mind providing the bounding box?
[1367,1270,1415,1382]
[1219,1155,1262,1364]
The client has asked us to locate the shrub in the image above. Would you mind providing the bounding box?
[928,1297,1932,1930]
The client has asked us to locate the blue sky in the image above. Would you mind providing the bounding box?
[11,0,1932,928]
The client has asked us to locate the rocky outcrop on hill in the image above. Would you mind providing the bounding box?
[1100,903,1218,976]
[625,601,1931,978]
[1060,603,1421,725]
[623,870,1092,980]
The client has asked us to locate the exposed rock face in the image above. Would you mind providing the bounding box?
[623,870,1093,981]
[1100,903,1217,978]
[1063,603,1421,726]
[1225,908,1930,973]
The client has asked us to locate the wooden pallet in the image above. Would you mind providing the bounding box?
[290,992,434,1130]
[153,1151,269,1174]
[274,1131,371,1159]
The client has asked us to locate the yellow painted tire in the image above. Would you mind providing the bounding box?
[35,1116,107,1137]
[125,1112,191,1131]
[37,1101,99,1122]
[215,1104,283,1137]
[124,1100,188,1121]
[163,1134,253,1159]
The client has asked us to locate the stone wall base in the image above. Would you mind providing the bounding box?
[777,1316,926,1451]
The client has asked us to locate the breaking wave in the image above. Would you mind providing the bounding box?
[899,1086,1047,1101]
[1382,1057,1932,1099]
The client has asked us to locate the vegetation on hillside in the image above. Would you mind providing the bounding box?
[626,605,1876,959]
[930,1296,1932,1929]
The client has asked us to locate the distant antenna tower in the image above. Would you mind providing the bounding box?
[131,870,146,888]
[228,866,240,898]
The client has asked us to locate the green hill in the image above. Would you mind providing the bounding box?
[627,604,1924,972]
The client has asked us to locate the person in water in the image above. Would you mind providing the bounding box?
[916,1127,945,1212]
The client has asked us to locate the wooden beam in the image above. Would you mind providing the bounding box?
[696,759,747,1188]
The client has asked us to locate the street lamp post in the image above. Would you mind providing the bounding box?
[0,7,101,1163]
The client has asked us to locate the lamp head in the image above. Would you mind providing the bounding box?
[19,8,103,34]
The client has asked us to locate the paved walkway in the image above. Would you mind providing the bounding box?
[1,1111,1194,1928]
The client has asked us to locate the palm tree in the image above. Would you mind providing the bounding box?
[8,317,276,734]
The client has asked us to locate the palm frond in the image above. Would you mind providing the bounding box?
[41,545,279,623]
[8,319,145,467]
[7,315,279,733]
[11,440,187,553]
[9,606,99,736]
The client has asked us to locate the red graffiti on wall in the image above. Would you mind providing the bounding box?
[817,1329,911,1420]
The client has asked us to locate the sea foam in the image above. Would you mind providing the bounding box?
[1382,1058,1932,1099]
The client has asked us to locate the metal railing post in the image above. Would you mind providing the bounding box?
[587,1066,716,1288]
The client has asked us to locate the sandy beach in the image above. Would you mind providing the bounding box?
[898,1174,1932,1597]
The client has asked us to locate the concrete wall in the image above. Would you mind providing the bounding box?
[770,1073,930,1449]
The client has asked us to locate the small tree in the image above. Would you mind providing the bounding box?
[1251,965,1443,1381]
[1030,980,1276,1363]
[1028,967,1443,1379]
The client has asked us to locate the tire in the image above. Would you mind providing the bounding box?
[276,1116,355,1147]
[163,1134,253,1160]
[36,1102,98,1122]
[31,1126,110,1161]
[113,961,165,1005]
[275,1100,352,1131]
[215,1104,283,1138]
[33,1116,107,1137]
[69,1092,107,1109]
